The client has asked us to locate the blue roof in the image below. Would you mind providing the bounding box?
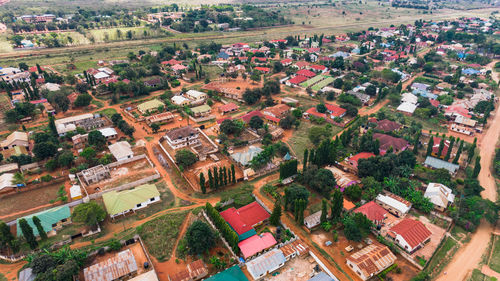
[462,68,480,75]
[217,52,230,59]
[283,152,291,161]
[424,156,459,174]
[412,89,437,100]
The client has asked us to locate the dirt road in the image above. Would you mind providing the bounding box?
[436,63,499,281]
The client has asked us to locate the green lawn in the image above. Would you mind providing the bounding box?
[488,236,500,273]
[468,269,489,281]
[288,121,315,162]
[378,107,447,133]
[98,108,118,119]
[137,211,188,262]
[426,237,458,278]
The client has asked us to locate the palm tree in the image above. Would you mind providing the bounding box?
[13,172,26,192]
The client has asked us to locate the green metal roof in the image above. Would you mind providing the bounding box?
[102,184,160,216]
[300,75,327,88]
[16,206,71,237]
[191,104,211,114]
[205,265,249,281]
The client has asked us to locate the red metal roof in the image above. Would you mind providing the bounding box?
[240,110,264,124]
[325,103,347,117]
[309,64,327,71]
[389,218,432,249]
[296,69,316,78]
[219,102,239,113]
[264,114,280,123]
[288,75,308,85]
[280,58,293,65]
[354,201,388,223]
[305,107,327,119]
[220,202,270,235]
[254,67,271,73]
[349,152,376,164]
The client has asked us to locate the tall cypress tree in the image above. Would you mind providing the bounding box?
[472,156,481,178]
[320,199,328,223]
[19,219,37,250]
[231,164,236,184]
[213,167,219,190]
[444,137,455,161]
[413,130,421,154]
[303,149,309,171]
[227,166,232,185]
[208,169,214,190]
[32,216,47,240]
[200,172,206,194]
[467,138,477,163]
[330,190,343,223]
[218,167,224,188]
[453,140,464,164]
[437,138,445,158]
[269,199,282,226]
[0,221,15,252]
[426,136,434,157]
[223,167,228,186]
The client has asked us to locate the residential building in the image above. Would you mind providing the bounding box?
[220,201,270,241]
[373,119,402,133]
[0,131,29,151]
[55,113,106,136]
[424,183,455,211]
[397,102,417,115]
[146,112,175,124]
[84,249,138,281]
[286,75,308,87]
[0,173,15,193]
[346,244,397,280]
[102,184,161,219]
[238,233,277,259]
[137,99,165,114]
[80,165,111,185]
[108,141,134,161]
[262,104,290,119]
[246,249,286,280]
[308,272,334,281]
[168,260,208,281]
[16,206,71,237]
[231,146,263,167]
[424,156,459,175]
[325,103,347,118]
[375,193,412,217]
[353,201,388,227]
[164,126,200,150]
[191,104,211,117]
[204,265,248,281]
[279,239,309,261]
[185,90,208,104]
[346,152,375,171]
[240,110,265,125]
[372,133,409,155]
[218,103,239,115]
[388,218,432,253]
[304,210,323,229]
[171,95,191,107]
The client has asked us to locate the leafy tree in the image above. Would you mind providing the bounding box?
[343,213,373,241]
[33,142,58,160]
[284,184,309,211]
[150,123,160,133]
[279,159,298,179]
[270,199,282,226]
[19,218,37,249]
[0,220,16,253]
[88,130,106,149]
[31,254,56,274]
[330,189,343,222]
[316,103,327,113]
[186,220,215,255]
[73,93,92,107]
[220,119,244,136]
[344,185,362,201]
[32,216,47,240]
[249,116,264,130]
[71,201,106,226]
[175,149,197,168]
[302,166,336,196]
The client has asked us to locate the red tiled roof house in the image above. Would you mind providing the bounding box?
[220,201,270,241]
[388,218,432,253]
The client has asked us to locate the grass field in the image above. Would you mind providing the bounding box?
[426,236,459,278]
[468,269,489,281]
[97,108,118,119]
[137,210,188,262]
[488,236,500,273]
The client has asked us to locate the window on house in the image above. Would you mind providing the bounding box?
[61,218,67,222]
[52,223,57,227]
[150,198,155,201]
[136,203,142,208]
